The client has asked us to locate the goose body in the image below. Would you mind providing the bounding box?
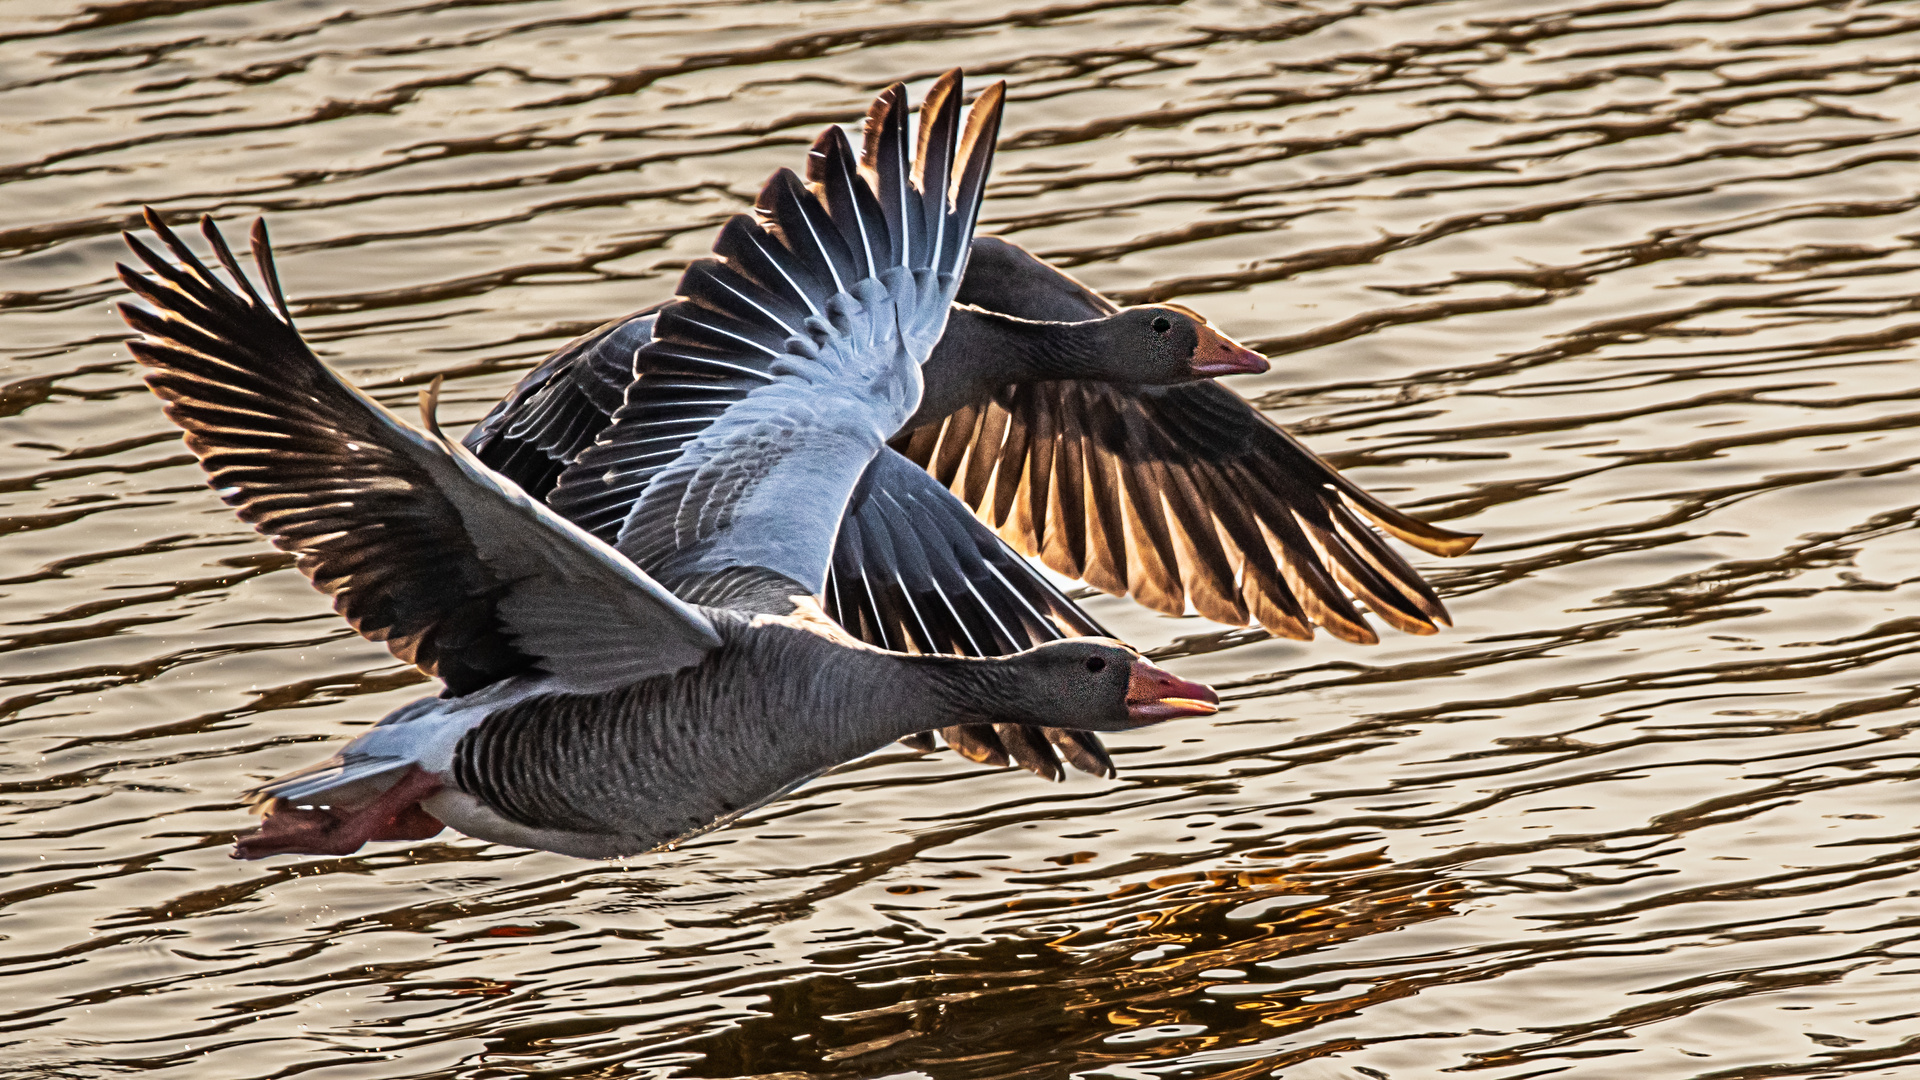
[264,613,1193,859]
[115,72,1218,861]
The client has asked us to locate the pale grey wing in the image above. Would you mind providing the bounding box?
[551,71,1005,597]
[117,212,721,697]
[621,371,910,593]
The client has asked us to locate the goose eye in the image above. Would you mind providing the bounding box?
[1084,656,1107,673]
[1151,316,1171,334]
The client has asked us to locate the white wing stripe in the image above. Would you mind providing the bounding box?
[980,556,1059,631]
[650,350,778,382]
[706,273,803,338]
[791,202,848,297]
[958,562,1020,647]
[675,316,785,359]
[746,230,825,319]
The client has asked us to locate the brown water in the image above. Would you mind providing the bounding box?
[6,0,1920,1076]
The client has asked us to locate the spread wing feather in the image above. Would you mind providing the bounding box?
[824,450,1113,781]
[118,211,720,697]
[550,70,1005,597]
[824,449,1107,656]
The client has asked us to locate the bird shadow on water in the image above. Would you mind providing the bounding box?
[589,845,1471,1077]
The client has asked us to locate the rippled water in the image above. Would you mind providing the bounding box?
[6,0,1920,1075]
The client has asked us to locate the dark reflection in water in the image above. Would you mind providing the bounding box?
[668,850,1465,1076]
[6,0,1920,1076]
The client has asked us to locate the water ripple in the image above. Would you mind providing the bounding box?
[5,0,1920,1075]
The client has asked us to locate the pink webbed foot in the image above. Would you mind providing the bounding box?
[232,765,446,859]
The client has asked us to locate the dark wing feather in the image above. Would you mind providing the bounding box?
[119,212,718,696]
[760,168,862,300]
[465,308,657,499]
[946,82,1001,280]
[825,449,1108,654]
[861,84,913,269]
[807,125,890,280]
[823,450,1114,780]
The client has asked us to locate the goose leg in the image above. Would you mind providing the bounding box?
[233,765,445,859]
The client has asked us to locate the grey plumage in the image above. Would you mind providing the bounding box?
[450,616,951,851]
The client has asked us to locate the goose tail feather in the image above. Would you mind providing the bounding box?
[249,754,413,808]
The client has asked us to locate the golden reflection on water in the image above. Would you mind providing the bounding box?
[5,0,1920,1076]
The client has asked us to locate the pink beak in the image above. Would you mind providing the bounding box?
[1125,658,1220,724]
[1189,325,1270,377]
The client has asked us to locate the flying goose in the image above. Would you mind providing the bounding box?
[115,74,1217,861]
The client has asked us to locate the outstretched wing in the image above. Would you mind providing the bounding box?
[550,71,1005,597]
[893,236,1479,645]
[118,211,721,697]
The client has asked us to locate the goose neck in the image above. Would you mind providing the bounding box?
[944,306,1112,384]
[870,650,1024,738]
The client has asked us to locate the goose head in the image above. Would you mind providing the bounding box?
[983,638,1219,732]
[1089,304,1270,383]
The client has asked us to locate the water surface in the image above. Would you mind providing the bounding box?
[5,0,1920,1076]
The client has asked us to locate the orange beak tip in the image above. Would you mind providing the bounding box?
[1191,345,1270,377]
[1126,697,1221,723]
[1125,659,1220,724]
